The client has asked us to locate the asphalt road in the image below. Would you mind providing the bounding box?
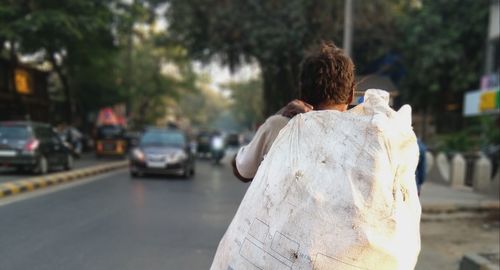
[0,159,248,270]
[0,153,125,184]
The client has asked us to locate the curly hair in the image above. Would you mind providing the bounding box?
[299,41,355,107]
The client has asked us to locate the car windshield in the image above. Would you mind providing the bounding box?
[140,131,185,147]
[0,125,31,140]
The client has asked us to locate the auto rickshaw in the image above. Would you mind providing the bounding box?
[95,125,127,157]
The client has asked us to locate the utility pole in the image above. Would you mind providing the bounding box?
[343,0,353,57]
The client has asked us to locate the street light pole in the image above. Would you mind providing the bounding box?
[343,0,353,57]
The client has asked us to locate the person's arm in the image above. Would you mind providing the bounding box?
[231,155,253,182]
[231,100,311,182]
[232,115,288,182]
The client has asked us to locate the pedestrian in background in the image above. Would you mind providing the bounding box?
[416,138,427,196]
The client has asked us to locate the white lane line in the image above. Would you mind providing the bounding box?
[0,169,127,208]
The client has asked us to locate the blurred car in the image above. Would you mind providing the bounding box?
[196,131,212,157]
[0,121,73,174]
[225,132,240,148]
[129,128,195,178]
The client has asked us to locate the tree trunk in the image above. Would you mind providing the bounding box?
[260,57,300,117]
[137,98,150,129]
[49,53,73,124]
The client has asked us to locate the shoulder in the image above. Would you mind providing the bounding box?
[263,115,289,131]
[266,114,290,125]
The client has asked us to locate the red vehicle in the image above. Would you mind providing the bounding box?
[94,108,127,157]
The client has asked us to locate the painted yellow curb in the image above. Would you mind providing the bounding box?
[0,160,128,199]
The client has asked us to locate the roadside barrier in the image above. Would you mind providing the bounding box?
[0,161,128,198]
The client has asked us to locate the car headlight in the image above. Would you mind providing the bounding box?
[171,151,187,162]
[132,148,145,161]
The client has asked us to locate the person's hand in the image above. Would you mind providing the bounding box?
[281,99,313,118]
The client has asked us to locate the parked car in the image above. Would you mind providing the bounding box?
[129,128,195,178]
[0,121,73,174]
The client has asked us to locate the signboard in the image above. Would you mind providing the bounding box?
[464,88,500,116]
[97,108,119,126]
[14,68,32,95]
[480,73,499,90]
[96,106,127,126]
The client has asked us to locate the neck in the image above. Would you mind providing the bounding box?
[315,102,348,112]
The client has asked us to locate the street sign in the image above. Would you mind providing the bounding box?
[463,88,500,116]
[14,68,32,95]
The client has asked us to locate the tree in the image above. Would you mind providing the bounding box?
[123,40,197,129]
[165,0,413,117]
[0,0,119,123]
[396,0,490,133]
[174,76,229,129]
[166,0,346,116]
[223,79,263,130]
[0,0,198,128]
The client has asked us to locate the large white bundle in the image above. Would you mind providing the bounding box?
[211,89,421,270]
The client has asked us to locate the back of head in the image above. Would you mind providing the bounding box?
[299,41,355,108]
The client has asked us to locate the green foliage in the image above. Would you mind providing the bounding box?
[0,0,120,123]
[223,79,263,129]
[433,131,480,153]
[479,116,500,148]
[431,115,498,153]
[166,0,344,116]
[0,0,198,128]
[175,82,229,128]
[124,40,197,128]
[165,0,441,116]
[396,0,489,116]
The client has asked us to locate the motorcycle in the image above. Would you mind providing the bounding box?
[58,127,83,158]
[210,135,225,164]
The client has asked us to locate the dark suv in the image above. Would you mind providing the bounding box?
[0,121,73,174]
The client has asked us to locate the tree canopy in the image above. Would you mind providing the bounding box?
[1,0,492,135]
[396,0,489,132]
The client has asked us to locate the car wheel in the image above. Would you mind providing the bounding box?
[34,156,49,175]
[182,165,192,179]
[130,171,140,178]
[64,154,74,171]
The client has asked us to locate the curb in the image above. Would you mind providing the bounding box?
[0,161,128,198]
[459,253,500,270]
[422,201,500,214]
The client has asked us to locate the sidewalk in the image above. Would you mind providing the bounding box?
[420,181,499,213]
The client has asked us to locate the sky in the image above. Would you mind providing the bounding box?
[193,61,261,94]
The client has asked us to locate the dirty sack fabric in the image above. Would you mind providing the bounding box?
[211,89,421,270]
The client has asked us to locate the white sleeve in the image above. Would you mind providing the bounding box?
[235,116,287,179]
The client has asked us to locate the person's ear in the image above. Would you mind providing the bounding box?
[346,83,355,105]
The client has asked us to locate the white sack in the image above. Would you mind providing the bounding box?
[211,89,421,270]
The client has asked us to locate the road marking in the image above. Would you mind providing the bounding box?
[0,169,126,208]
